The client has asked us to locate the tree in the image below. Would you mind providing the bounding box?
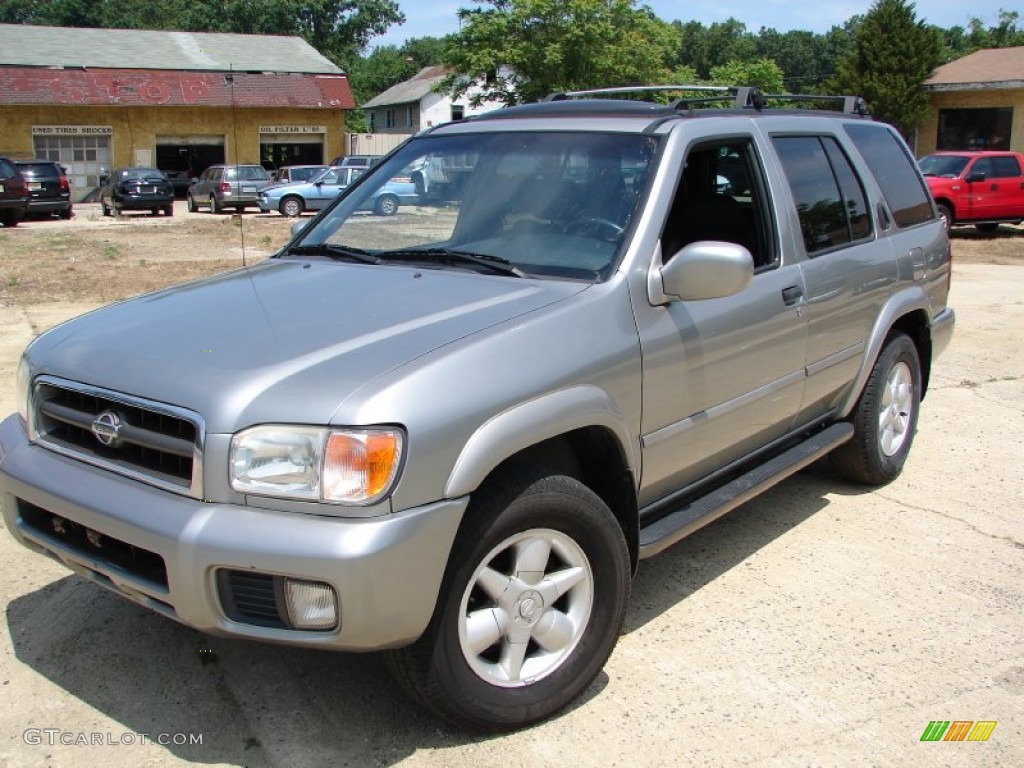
[439,0,679,105]
[709,58,784,92]
[829,0,942,139]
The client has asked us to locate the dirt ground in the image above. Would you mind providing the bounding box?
[0,204,1021,767]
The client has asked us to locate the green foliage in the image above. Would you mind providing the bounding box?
[438,0,679,105]
[829,0,942,139]
[709,58,784,92]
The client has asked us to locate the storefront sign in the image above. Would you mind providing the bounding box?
[259,125,326,134]
[32,125,113,136]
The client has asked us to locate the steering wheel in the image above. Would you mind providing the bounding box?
[564,217,624,241]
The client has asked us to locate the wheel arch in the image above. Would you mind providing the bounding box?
[444,387,640,570]
[840,289,934,418]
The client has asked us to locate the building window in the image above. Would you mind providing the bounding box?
[369,112,376,132]
[937,107,1013,150]
[406,105,415,128]
[385,109,395,129]
[451,105,465,122]
[33,135,111,191]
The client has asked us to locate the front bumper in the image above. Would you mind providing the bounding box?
[0,414,466,650]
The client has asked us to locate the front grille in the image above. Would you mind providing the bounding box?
[32,378,202,495]
[218,570,288,628]
[19,499,169,588]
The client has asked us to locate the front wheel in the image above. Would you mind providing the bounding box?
[387,469,630,731]
[280,196,304,218]
[936,203,952,232]
[374,194,398,216]
[832,332,921,485]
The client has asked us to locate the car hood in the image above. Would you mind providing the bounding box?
[27,259,587,432]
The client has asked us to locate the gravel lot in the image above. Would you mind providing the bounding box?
[0,207,1021,767]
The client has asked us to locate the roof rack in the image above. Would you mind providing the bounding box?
[543,85,869,116]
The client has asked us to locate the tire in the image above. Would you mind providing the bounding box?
[187,194,197,213]
[936,203,952,232]
[280,196,304,217]
[387,468,630,731]
[59,206,72,220]
[832,332,921,485]
[374,194,398,217]
[0,211,18,227]
[209,195,221,214]
[101,200,111,217]
[975,223,999,234]
[163,204,174,217]
[151,207,159,216]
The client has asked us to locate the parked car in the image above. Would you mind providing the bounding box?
[259,166,418,217]
[14,160,72,219]
[272,165,328,184]
[2,86,955,732]
[187,164,273,213]
[99,168,175,216]
[328,154,382,170]
[0,157,28,227]
[918,150,1024,232]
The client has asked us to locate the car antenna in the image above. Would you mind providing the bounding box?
[226,64,247,266]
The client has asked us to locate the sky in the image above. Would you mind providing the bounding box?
[372,1,1015,49]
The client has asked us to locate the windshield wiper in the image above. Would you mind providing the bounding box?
[375,248,525,277]
[284,243,379,265]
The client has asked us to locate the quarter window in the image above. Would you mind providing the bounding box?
[772,135,871,255]
[844,123,932,228]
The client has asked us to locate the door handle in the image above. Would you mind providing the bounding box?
[782,285,803,306]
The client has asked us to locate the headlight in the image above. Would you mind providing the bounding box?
[230,425,404,506]
[16,354,31,426]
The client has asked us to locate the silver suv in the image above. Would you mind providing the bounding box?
[1,87,955,731]
[186,163,272,213]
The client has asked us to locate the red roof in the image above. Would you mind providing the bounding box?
[0,67,354,109]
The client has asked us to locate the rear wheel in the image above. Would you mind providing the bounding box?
[936,203,952,232]
[0,211,18,227]
[187,194,197,212]
[163,204,174,217]
[209,195,221,214]
[387,468,630,731]
[59,206,73,220]
[280,196,304,218]
[101,200,111,217]
[374,194,398,216]
[832,332,921,485]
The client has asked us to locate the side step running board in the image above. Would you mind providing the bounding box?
[638,423,854,559]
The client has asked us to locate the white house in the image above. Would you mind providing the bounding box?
[361,66,504,135]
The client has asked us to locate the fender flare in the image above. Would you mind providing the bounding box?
[444,385,639,499]
[839,286,932,417]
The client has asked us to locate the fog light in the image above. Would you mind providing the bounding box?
[284,579,338,630]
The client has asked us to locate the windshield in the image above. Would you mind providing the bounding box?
[918,155,969,178]
[286,131,659,281]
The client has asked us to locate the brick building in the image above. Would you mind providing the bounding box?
[918,46,1023,155]
[0,24,354,199]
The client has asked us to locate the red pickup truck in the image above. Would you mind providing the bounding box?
[918,150,1024,233]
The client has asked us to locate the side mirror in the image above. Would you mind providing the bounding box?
[651,241,754,304]
[290,220,308,237]
[965,170,986,183]
[190,177,199,184]
[99,174,109,185]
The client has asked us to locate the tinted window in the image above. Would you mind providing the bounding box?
[844,123,932,228]
[990,156,1022,178]
[773,135,871,255]
[918,155,969,178]
[0,159,19,178]
[16,162,60,180]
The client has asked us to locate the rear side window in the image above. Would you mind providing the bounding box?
[772,135,871,255]
[974,156,1024,180]
[844,123,932,228]
[0,159,17,178]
